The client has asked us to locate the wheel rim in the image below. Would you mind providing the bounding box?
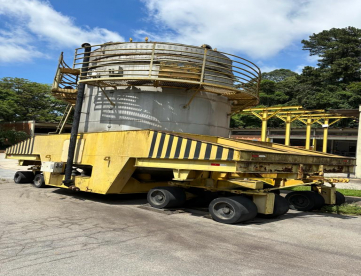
[289,194,309,208]
[213,202,235,220]
[149,190,166,206]
[34,175,42,186]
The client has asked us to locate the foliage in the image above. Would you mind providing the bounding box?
[0,129,29,146]
[231,26,361,129]
[261,69,298,82]
[287,186,361,197]
[320,204,361,215]
[0,77,67,123]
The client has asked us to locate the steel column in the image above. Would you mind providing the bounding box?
[322,118,329,153]
[63,43,91,186]
[261,111,268,142]
[285,114,291,146]
[305,118,312,150]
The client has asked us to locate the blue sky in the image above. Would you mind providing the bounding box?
[1,0,361,84]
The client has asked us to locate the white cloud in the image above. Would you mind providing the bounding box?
[0,0,124,63]
[139,0,361,59]
[306,55,319,64]
[0,27,45,62]
[295,65,306,74]
[259,66,279,73]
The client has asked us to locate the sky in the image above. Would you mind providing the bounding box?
[1,0,361,84]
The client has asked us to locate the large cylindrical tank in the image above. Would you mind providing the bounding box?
[79,86,231,136]
[74,42,260,137]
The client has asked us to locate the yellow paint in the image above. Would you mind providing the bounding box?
[5,129,355,197]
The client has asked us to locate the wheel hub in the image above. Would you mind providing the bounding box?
[214,202,235,219]
[222,207,231,214]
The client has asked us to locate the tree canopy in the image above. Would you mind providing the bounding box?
[0,77,67,123]
[232,26,361,129]
[261,69,298,82]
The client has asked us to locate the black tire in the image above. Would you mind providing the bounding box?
[209,196,258,224]
[257,194,289,218]
[33,174,45,188]
[14,171,34,184]
[285,191,316,211]
[147,186,186,209]
[311,192,325,210]
[335,191,346,205]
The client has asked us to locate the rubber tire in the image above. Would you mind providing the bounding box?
[335,191,346,205]
[285,191,316,211]
[33,174,45,188]
[147,186,186,209]
[14,171,35,184]
[257,194,289,218]
[311,192,325,210]
[209,196,258,224]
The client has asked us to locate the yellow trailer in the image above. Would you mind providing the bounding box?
[6,129,355,223]
[5,41,356,224]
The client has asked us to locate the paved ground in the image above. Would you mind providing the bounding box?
[1,153,361,275]
[1,180,361,276]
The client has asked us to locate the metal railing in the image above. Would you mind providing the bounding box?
[73,42,261,112]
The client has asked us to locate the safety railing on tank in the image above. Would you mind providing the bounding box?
[72,42,261,112]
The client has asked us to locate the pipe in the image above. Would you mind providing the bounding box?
[63,43,91,186]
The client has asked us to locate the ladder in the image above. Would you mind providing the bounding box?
[49,104,73,134]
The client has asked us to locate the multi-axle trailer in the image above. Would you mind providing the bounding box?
[6,41,356,224]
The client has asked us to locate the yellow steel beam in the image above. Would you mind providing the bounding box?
[276,109,324,114]
[261,110,268,142]
[322,118,329,153]
[243,106,302,112]
[305,118,312,150]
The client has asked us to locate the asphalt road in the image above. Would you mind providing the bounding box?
[1,180,361,276]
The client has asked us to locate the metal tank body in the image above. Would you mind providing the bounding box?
[67,41,260,137]
[79,86,231,136]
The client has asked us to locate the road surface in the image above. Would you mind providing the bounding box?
[0,180,361,276]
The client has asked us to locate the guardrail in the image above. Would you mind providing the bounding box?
[73,42,261,112]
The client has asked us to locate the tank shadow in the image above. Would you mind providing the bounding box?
[50,188,359,225]
[51,188,148,205]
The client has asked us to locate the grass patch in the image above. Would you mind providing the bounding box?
[320,204,361,215]
[285,186,361,197]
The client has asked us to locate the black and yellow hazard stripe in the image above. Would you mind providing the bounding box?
[5,137,35,155]
[148,131,236,161]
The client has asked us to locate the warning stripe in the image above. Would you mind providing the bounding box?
[148,131,237,161]
[5,137,35,155]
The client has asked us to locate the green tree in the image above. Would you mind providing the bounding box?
[0,77,67,122]
[261,69,298,82]
[0,129,29,147]
[302,26,361,84]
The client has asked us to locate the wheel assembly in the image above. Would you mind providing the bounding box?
[285,191,318,211]
[147,186,186,209]
[14,171,35,184]
[209,196,258,224]
[335,191,346,205]
[257,194,289,218]
[311,192,325,210]
[33,174,45,188]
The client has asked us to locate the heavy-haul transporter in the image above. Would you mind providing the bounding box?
[6,41,356,224]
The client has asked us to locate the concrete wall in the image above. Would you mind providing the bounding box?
[79,86,231,137]
[0,121,34,136]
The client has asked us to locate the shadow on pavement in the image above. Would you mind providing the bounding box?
[50,187,359,226]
